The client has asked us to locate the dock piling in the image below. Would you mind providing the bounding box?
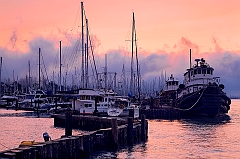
[127,117,133,145]
[111,118,118,149]
[141,114,147,141]
[65,108,72,136]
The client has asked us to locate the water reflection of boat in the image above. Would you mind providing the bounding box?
[180,115,231,126]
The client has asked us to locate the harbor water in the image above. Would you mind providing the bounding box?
[1,99,240,158]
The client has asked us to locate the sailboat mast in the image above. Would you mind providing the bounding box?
[134,19,141,100]
[28,60,31,93]
[53,71,55,94]
[85,18,89,88]
[38,48,41,90]
[130,12,135,94]
[60,41,62,91]
[190,48,192,69]
[0,57,2,98]
[105,54,107,91]
[81,1,85,88]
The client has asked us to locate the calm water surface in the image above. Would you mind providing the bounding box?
[1,100,240,158]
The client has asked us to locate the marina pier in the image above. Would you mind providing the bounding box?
[0,111,148,159]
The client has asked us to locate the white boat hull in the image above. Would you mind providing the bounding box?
[107,107,139,118]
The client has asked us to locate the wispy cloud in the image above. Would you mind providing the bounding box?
[1,34,240,96]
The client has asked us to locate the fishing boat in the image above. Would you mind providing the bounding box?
[175,57,231,117]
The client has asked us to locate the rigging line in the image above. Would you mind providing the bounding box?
[65,38,80,75]
[134,22,141,97]
[40,51,49,84]
[62,5,81,57]
[88,30,98,83]
[0,142,9,149]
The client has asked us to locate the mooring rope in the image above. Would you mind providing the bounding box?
[175,87,207,111]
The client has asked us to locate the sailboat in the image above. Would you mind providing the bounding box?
[107,12,140,118]
[0,57,18,107]
[70,2,116,115]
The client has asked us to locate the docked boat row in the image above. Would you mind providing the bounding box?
[72,89,140,118]
[0,56,231,118]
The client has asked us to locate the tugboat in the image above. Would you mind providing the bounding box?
[175,57,231,117]
[158,74,179,107]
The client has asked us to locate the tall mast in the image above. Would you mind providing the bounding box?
[105,54,107,91]
[190,49,192,69]
[81,1,85,88]
[122,64,126,96]
[38,48,41,90]
[28,60,31,93]
[60,41,62,91]
[0,57,2,98]
[134,17,141,100]
[52,71,55,94]
[13,70,15,93]
[86,19,89,88]
[130,12,135,94]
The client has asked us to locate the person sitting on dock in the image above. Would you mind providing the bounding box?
[43,132,51,142]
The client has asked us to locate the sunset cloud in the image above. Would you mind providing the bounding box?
[0,0,240,96]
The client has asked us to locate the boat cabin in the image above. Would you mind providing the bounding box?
[183,58,218,86]
[166,74,179,91]
[180,58,220,96]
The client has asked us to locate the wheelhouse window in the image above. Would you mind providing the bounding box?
[202,69,206,74]
[194,69,197,75]
[207,69,211,74]
[197,69,201,74]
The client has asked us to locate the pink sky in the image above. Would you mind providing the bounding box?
[1,0,240,96]
[1,0,239,53]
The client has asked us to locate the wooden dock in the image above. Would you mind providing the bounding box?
[0,110,148,159]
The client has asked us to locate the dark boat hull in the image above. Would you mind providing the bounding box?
[175,85,231,117]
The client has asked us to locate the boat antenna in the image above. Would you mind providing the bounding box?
[190,49,192,69]
[38,48,41,90]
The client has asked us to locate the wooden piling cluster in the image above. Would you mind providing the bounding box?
[140,108,181,120]
[0,114,148,159]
